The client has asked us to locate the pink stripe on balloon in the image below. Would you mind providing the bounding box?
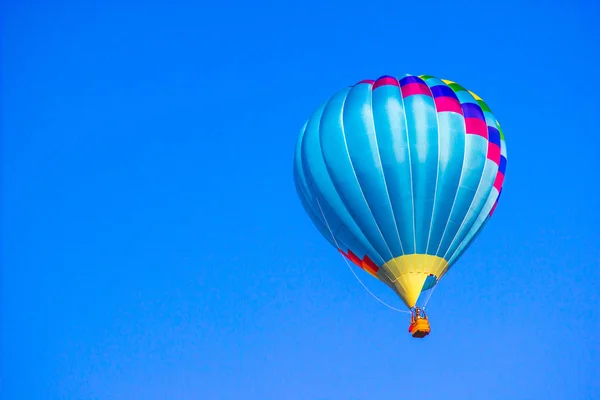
[373,76,399,89]
[400,83,431,98]
[465,117,488,138]
[493,171,505,191]
[434,96,463,114]
[487,142,501,165]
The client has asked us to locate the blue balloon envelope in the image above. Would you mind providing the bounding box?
[293,74,507,309]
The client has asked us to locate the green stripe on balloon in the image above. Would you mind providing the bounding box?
[477,99,492,113]
[447,82,467,92]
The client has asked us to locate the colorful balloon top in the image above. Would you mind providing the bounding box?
[293,74,507,309]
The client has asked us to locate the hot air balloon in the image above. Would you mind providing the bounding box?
[293,74,507,338]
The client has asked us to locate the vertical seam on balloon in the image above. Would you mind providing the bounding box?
[302,99,380,263]
[370,81,405,256]
[423,76,442,255]
[447,115,502,260]
[398,76,417,254]
[445,188,496,265]
[354,86,401,260]
[433,81,468,257]
[441,100,494,261]
[446,118,506,264]
[338,88,396,262]
[314,93,384,263]
[318,88,389,263]
[301,106,346,242]
[441,157,492,261]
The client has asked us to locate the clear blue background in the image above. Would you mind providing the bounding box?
[2,0,599,399]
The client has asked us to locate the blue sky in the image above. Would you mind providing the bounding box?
[2,0,599,399]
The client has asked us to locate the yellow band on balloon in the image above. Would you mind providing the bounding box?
[382,254,449,309]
